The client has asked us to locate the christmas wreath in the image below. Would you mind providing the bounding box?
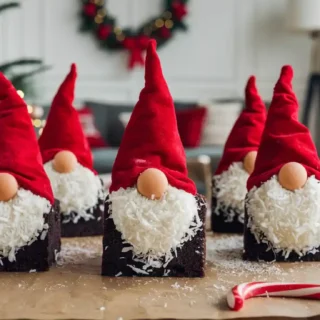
[80,0,189,69]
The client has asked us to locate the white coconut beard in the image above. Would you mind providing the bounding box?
[0,188,51,262]
[213,162,249,223]
[247,175,320,258]
[44,161,105,223]
[108,186,202,268]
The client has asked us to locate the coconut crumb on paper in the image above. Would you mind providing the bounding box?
[206,235,286,276]
[56,238,101,266]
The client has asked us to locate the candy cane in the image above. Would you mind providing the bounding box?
[227,282,320,311]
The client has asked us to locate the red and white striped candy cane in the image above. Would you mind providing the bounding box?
[227,282,320,311]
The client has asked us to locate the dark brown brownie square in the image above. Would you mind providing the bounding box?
[0,200,61,272]
[243,206,320,262]
[211,179,244,233]
[61,195,104,237]
[102,194,206,277]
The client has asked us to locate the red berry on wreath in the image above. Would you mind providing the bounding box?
[171,1,188,21]
[98,24,112,40]
[158,26,171,39]
[83,3,97,17]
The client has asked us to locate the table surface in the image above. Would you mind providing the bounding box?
[0,235,319,320]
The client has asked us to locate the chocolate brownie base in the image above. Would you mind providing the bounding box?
[211,196,244,233]
[0,200,61,272]
[243,207,320,262]
[102,194,206,277]
[61,194,105,238]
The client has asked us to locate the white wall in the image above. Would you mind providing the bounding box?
[0,0,312,105]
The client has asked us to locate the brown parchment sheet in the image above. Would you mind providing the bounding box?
[0,234,320,320]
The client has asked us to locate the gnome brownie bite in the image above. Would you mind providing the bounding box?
[39,64,105,237]
[0,73,60,272]
[212,76,266,233]
[102,40,206,277]
[244,66,320,262]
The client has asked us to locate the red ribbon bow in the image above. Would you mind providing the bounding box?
[123,36,150,70]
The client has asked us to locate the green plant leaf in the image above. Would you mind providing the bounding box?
[9,65,51,83]
[0,2,20,14]
[0,59,43,73]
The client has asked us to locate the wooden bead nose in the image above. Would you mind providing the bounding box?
[278,162,307,191]
[137,168,168,200]
[243,151,257,174]
[0,173,18,201]
[52,150,77,173]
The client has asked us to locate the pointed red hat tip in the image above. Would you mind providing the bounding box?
[245,76,257,95]
[274,65,294,93]
[281,65,294,79]
[70,63,77,75]
[215,74,266,175]
[147,39,157,52]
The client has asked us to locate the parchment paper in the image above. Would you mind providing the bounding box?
[0,234,320,320]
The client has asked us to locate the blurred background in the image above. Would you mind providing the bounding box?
[1,0,318,195]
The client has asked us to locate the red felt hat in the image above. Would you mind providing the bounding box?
[0,73,54,203]
[215,76,267,175]
[247,65,320,191]
[39,64,95,173]
[109,40,196,195]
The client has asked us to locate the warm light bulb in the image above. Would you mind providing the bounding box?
[94,15,103,24]
[155,19,165,28]
[17,90,24,98]
[114,27,122,35]
[165,20,174,29]
[163,11,172,20]
[27,105,33,114]
[33,106,44,118]
[116,34,125,41]
[33,119,42,128]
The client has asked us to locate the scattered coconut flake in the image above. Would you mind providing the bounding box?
[206,235,286,276]
[115,272,122,277]
[172,282,180,289]
[247,175,320,257]
[45,161,106,223]
[109,186,203,271]
[56,241,100,266]
[212,162,248,223]
[164,303,167,308]
[40,230,48,240]
[122,246,133,253]
[29,269,37,273]
[100,307,105,311]
[127,265,149,275]
[0,188,51,262]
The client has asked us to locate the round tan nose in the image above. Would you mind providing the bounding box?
[137,168,169,200]
[278,162,307,191]
[0,173,18,201]
[52,150,77,173]
[243,151,257,174]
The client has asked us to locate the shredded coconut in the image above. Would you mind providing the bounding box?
[109,186,202,269]
[247,175,320,257]
[0,188,50,262]
[44,161,105,223]
[56,241,101,265]
[206,235,285,276]
[212,162,248,223]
